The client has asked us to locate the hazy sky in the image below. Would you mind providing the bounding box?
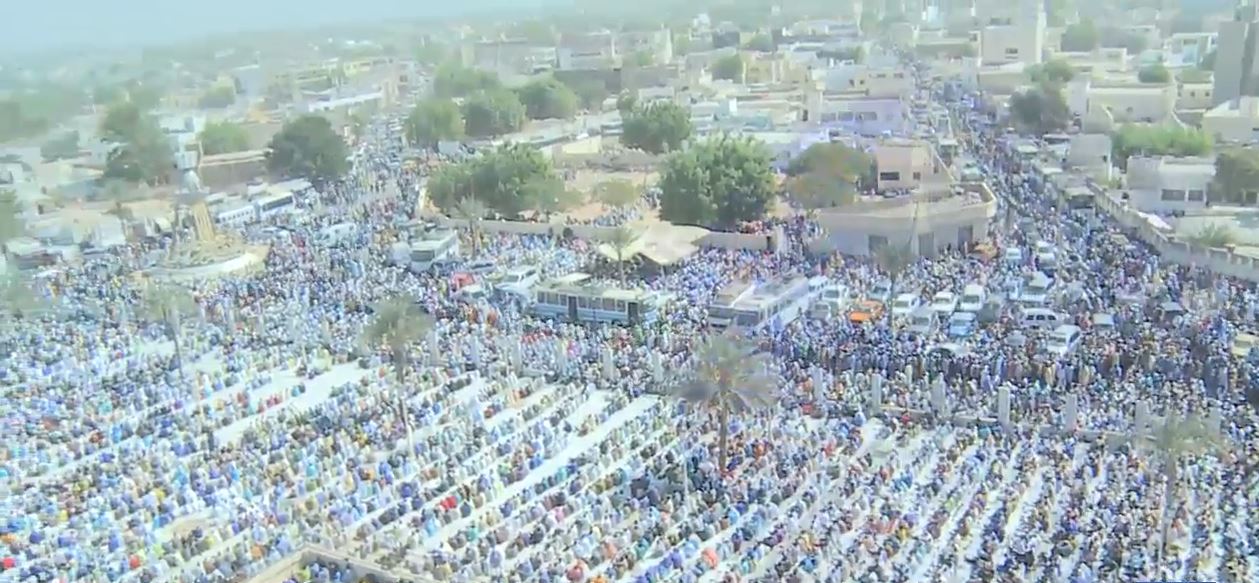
[3,0,539,53]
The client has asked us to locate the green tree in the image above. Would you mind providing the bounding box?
[605,225,643,284]
[142,282,197,379]
[1060,19,1099,52]
[674,331,777,475]
[1211,148,1259,203]
[673,33,693,56]
[266,114,350,186]
[40,131,80,161]
[1102,28,1148,54]
[432,63,501,98]
[1132,414,1227,568]
[1138,63,1171,84]
[405,98,464,149]
[593,179,641,209]
[560,78,609,111]
[104,122,174,186]
[427,143,557,217]
[712,54,746,82]
[100,101,146,143]
[198,85,237,109]
[787,171,857,213]
[616,91,638,116]
[199,121,251,155]
[786,142,874,187]
[516,77,579,120]
[1009,81,1072,135]
[658,135,776,228]
[1111,124,1212,168]
[362,295,435,456]
[627,50,655,67]
[742,34,775,52]
[621,101,693,154]
[1027,58,1076,84]
[461,89,526,138]
[523,176,584,219]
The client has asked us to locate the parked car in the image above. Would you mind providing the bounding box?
[947,312,978,338]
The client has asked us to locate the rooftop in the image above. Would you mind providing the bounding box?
[1205,96,1259,118]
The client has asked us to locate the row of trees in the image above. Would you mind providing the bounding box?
[1111,124,1212,168]
[426,143,578,218]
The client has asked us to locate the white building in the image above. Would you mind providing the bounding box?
[1201,96,1259,144]
[1067,79,1178,124]
[978,0,1045,67]
[1125,155,1215,213]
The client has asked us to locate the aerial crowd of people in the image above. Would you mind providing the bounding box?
[0,57,1256,583]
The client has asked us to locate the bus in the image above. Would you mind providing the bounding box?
[707,276,824,331]
[531,273,662,324]
[406,230,460,273]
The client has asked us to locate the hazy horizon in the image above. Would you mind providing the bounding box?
[1,0,559,54]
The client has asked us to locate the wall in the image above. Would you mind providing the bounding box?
[1096,187,1259,282]
[809,183,998,256]
[439,219,778,252]
[1177,82,1215,110]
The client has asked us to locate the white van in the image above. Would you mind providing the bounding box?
[907,307,937,336]
[1019,308,1066,330]
[1044,324,1083,356]
[1017,273,1054,306]
[317,222,357,247]
[891,293,921,317]
[959,283,987,313]
[496,265,541,298]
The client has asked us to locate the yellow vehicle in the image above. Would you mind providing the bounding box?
[849,300,886,324]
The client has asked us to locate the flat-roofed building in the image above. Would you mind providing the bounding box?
[812,183,998,256]
[1202,96,1259,144]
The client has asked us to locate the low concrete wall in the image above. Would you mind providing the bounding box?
[1096,188,1259,282]
[247,545,439,583]
[442,219,779,252]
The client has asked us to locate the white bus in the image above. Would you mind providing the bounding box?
[406,230,460,273]
[707,276,825,331]
[531,273,662,324]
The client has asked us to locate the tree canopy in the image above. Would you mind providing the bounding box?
[40,131,80,162]
[461,89,527,138]
[265,114,350,185]
[561,77,610,111]
[1112,124,1212,168]
[427,143,558,217]
[784,142,873,211]
[1212,147,1259,203]
[621,101,692,154]
[1060,20,1099,52]
[198,85,237,109]
[1027,59,1075,84]
[712,54,746,82]
[1138,63,1171,84]
[658,135,776,228]
[432,63,501,98]
[593,179,641,208]
[405,98,464,148]
[1009,81,1072,135]
[101,106,173,185]
[199,122,251,156]
[742,34,775,52]
[516,77,579,120]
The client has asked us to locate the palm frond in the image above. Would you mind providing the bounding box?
[140,282,197,325]
[362,295,433,353]
[678,332,779,412]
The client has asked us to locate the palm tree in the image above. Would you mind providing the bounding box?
[605,225,642,284]
[361,295,435,457]
[0,273,47,318]
[1137,413,1228,568]
[141,282,198,378]
[675,331,778,476]
[874,242,914,297]
[453,196,489,255]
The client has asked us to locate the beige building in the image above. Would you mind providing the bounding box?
[1177,81,1215,111]
[812,184,998,257]
[1124,155,1216,213]
[1201,96,1259,143]
[874,139,949,192]
[1066,79,1178,123]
